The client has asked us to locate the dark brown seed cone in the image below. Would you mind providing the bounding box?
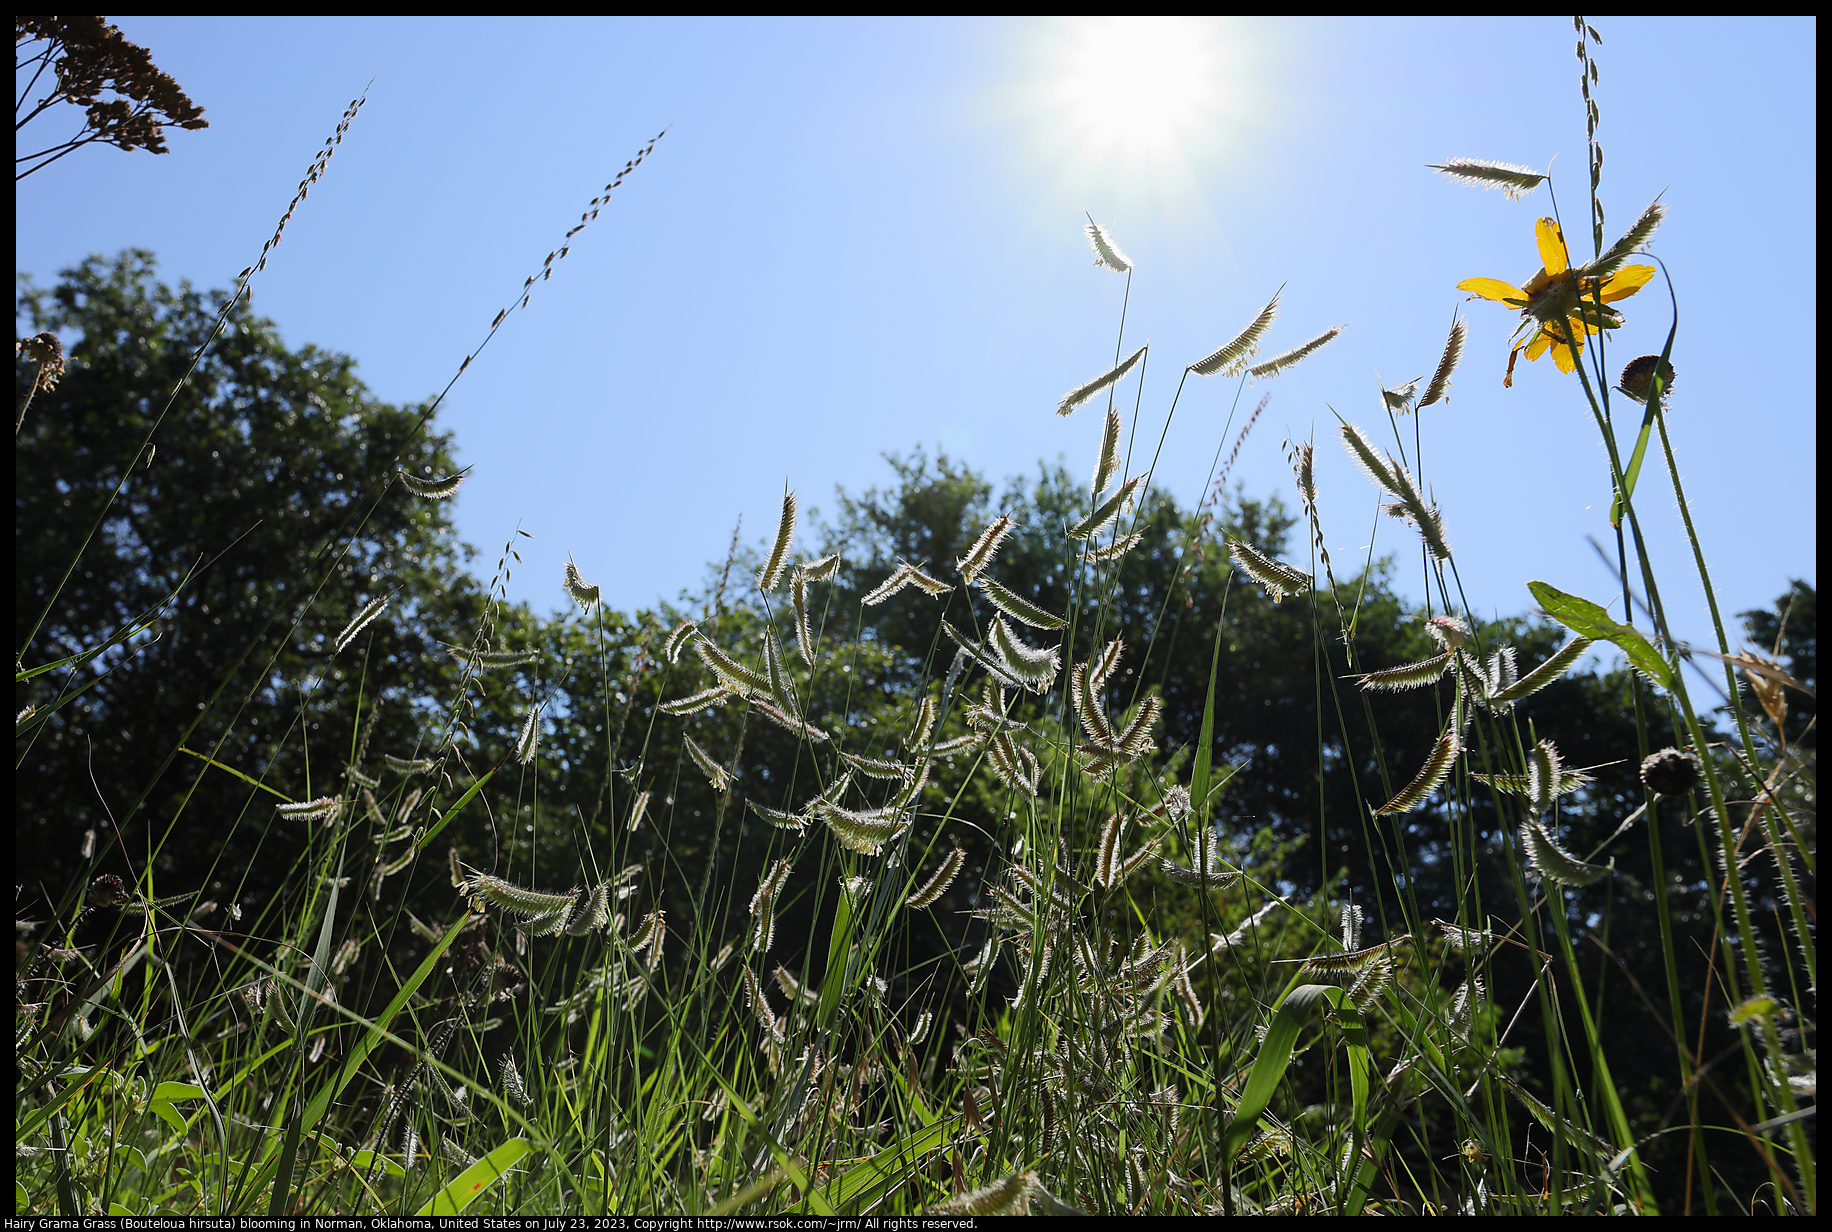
[90,874,130,906]
[1618,355,1676,405]
[1641,747,1702,796]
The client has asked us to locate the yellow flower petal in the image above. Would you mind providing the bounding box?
[1457,277,1528,305]
[1523,331,1554,361]
[1535,218,1569,277]
[1599,264,1656,302]
[1551,339,1579,373]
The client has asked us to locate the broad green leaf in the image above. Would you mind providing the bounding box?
[1224,983,1337,1158]
[817,887,855,1027]
[416,1138,532,1215]
[1527,582,1673,690]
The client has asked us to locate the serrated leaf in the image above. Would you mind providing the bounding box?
[1527,582,1674,690]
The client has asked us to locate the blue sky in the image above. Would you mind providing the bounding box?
[16,17,1816,672]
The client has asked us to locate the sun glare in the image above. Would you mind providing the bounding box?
[1020,17,1248,192]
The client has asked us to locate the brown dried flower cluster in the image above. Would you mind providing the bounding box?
[16,17,208,177]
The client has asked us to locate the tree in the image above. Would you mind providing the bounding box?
[15,251,496,918]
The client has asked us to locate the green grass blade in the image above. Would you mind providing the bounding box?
[1223,982,1335,1158]
[412,766,497,853]
[415,1138,532,1215]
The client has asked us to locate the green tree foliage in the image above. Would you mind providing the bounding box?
[15,251,502,918]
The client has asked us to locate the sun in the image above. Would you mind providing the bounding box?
[1012,17,1252,198]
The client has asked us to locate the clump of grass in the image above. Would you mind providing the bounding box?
[14,20,1814,1221]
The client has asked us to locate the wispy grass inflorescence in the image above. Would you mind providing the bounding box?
[1092,407,1122,495]
[1248,325,1345,380]
[1190,289,1280,377]
[906,847,965,909]
[1227,538,1311,603]
[276,796,344,825]
[1057,344,1147,416]
[683,734,731,793]
[1339,422,1450,561]
[1520,818,1610,886]
[975,576,1066,629]
[1588,198,1665,281]
[333,595,389,654]
[1417,317,1466,408]
[1374,727,1461,814]
[1068,474,1143,541]
[563,557,601,615]
[758,489,797,591]
[514,703,542,764]
[749,857,793,953]
[956,514,1013,582]
[396,468,468,499]
[1084,218,1133,273]
[1426,157,1547,200]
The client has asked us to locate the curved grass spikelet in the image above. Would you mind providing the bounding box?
[514,703,542,764]
[1340,903,1365,951]
[907,563,952,595]
[750,857,793,952]
[462,868,575,919]
[861,561,916,606]
[1339,421,1402,494]
[397,468,467,499]
[277,795,344,823]
[758,489,797,591]
[1111,693,1160,758]
[1355,652,1451,692]
[932,733,981,759]
[1096,812,1125,887]
[1427,158,1547,200]
[975,576,1067,629]
[1085,220,1133,273]
[749,800,807,831]
[1589,199,1666,280]
[501,1055,531,1107]
[989,616,1061,692]
[1058,344,1147,416]
[387,754,436,773]
[750,697,830,743]
[801,552,842,581]
[1520,818,1610,886]
[1071,663,1114,746]
[1248,325,1344,380]
[907,847,965,909]
[940,620,1025,691]
[659,684,736,715]
[1228,538,1311,602]
[334,595,389,654]
[563,558,601,614]
[1068,473,1143,540]
[626,789,651,832]
[956,514,1013,581]
[1434,919,1494,956]
[662,619,698,664]
[933,1170,1039,1216]
[1191,289,1280,377]
[1089,637,1124,689]
[839,750,911,780]
[683,734,731,792]
[1383,377,1422,412]
[791,568,815,667]
[444,644,541,668]
[1093,407,1123,495]
[564,881,611,934]
[1375,727,1461,814]
[1417,318,1465,408]
[1086,530,1145,563]
[817,801,911,855]
[694,639,769,695]
[906,691,938,751]
[1488,637,1593,707]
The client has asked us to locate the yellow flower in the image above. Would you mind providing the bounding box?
[1457,218,1654,386]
